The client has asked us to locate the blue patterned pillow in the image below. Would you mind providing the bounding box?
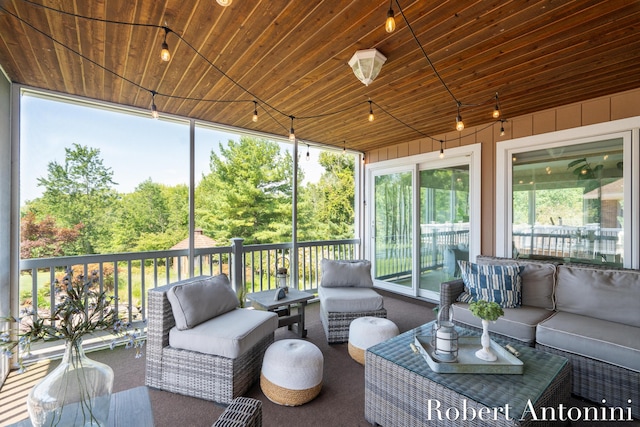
[457,261,524,308]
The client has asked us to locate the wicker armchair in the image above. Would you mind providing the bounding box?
[318,259,387,344]
[145,276,276,404]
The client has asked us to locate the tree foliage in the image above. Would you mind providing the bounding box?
[35,143,118,254]
[21,138,356,258]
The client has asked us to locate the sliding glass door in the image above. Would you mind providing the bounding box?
[367,144,480,301]
[418,165,470,295]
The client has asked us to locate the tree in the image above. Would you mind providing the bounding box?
[36,143,118,254]
[20,212,82,259]
[300,152,355,239]
[195,136,296,244]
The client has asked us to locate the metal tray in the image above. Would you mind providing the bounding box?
[414,335,523,374]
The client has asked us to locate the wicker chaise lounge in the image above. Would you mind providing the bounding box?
[145,275,278,404]
[318,259,387,344]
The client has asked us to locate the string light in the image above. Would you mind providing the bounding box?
[362,154,366,164]
[5,3,512,152]
[500,120,505,136]
[368,100,375,122]
[492,92,501,119]
[160,27,171,62]
[289,116,295,141]
[252,101,258,123]
[439,140,444,159]
[150,91,159,119]
[306,144,310,161]
[455,103,464,131]
[385,0,396,33]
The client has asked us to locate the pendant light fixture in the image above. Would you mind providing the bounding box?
[368,100,375,122]
[216,0,232,6]
[160,28,171,62]
[455,103,464,131]
[349,48,387,86]
[385,0,396,33]
[252,101,258,123]
[439,140,445,159]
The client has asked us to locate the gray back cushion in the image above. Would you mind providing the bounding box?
[167,274,239,330]
[476,256,556,310]
[320,259,374,288]
[555,265,640,327]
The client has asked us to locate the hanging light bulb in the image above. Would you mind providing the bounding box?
[385,1,396,33]
[160,28,171,62]
[439,140,445,159]
[362,154,366,164]
[306,144,310,161]
[289,116,295,141]
[150,92,159,119]
[492,92,501,119]
[216,0,232,6]
[252,101,258,123]
[456,103,464,131]
[500,121,506,136]
[368,100,375,122]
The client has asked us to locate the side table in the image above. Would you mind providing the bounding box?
[246,289,314,338]
[7,386,154,427]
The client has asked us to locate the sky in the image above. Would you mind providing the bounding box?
[19,93,326,205]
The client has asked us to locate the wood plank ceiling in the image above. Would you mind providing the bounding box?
[1,0,639,153]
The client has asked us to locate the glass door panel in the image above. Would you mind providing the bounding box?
[419,166,470,294]
[373,171,413,288]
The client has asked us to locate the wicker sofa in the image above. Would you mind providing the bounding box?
[440,256,640,418]
[318,259,387,344]
[146,275,278,404]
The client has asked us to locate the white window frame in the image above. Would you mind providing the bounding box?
[496,117,640,268]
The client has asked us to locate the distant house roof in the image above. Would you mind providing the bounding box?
[170,228,217,250]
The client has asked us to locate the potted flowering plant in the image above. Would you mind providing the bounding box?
[1,267,144,427]
[468,300,504,362]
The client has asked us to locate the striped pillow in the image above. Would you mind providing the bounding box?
[457,261,524,308]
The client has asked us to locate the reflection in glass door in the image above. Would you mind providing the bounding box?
[372,171,413,288]
[419,166,470,295]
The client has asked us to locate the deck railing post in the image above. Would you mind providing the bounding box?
[230,238,244,292]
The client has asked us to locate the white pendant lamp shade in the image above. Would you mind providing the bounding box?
[348,48,387,86]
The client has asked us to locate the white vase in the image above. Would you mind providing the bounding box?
[27,339,114,427]
[475,319,498,362]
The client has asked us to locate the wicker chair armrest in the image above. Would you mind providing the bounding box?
[213,397,262,427]
[439,279,465,320]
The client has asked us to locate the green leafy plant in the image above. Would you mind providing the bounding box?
[468,300,504,322]
[1,267,144,371]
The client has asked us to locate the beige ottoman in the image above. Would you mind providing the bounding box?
[260,339,323,406]
[348,316,399,365]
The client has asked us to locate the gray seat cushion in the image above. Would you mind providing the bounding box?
[319,285,383,312]
[536,311,640,372]
[452,301,555,344]
[169,308,277,359]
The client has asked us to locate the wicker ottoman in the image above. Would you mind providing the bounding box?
[260,339,323,406]
[348,317,399,365]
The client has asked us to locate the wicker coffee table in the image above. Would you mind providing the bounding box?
[365,322,570,427]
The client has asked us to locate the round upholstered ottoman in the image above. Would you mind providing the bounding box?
[348,317,399,365]
[260,339,323,406]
